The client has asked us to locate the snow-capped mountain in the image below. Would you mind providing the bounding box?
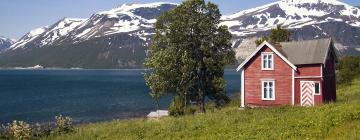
[1,1,359,68]
[0,2,177,68]
[10,2,176,50]
[11,18,86,49]
[68,2,175,42]
[222,0,360,34]
[220,0,360,59]
[0,36,15,52]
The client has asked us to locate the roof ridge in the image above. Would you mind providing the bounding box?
[278,38,331,44]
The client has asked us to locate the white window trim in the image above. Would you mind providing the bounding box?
[313,81,321,96]
[262,80,276,101]
[261,52,274,70]
[240,69,245,108]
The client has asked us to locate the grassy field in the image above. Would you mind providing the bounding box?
[43,77,360,140]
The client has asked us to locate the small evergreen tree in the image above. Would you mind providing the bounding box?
[255,25,291,46]
[145,0,235,114]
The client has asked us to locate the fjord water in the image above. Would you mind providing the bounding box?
[0,69,240,124]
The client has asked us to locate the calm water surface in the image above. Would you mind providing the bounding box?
[0,69,240,124]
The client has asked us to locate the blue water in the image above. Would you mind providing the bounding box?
[0,69,240,124]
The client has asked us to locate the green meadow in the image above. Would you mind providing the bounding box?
[41,76,360,140]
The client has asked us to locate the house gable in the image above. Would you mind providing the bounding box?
[243,46,293,106]
[237,41,297,71]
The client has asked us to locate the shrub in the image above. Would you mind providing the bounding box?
[32,123,53,138]
[184,105,197,115]
[54,115,73,134]
[7,120,31,140]
[336,56,360,84]
[169,95,185,116]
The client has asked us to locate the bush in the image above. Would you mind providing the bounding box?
[54,115,73,134]
[336,56,360,84]
[7,120,31,140]
[169,95,185,116]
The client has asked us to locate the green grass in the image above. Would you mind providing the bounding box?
[42,77,360,140]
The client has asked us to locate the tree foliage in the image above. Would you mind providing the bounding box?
[255,25,291,46]
[145,0,235,114]
[336,56,360,84]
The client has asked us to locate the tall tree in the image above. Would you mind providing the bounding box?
[145,0,235,114]
[255,25,291,46]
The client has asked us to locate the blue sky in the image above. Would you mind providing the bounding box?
[0,0,358,39]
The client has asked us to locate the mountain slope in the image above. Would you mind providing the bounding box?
[11,18,86,50]
[0,36,15,52]
[1,0,360,68]
[0,3,177,68]
[10,2,176,50]
[221,0,360,60]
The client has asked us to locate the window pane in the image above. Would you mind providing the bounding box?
[268,55,273,68]
[269,87,273,98]
[268,59,272,68]
[263,82,268,98]
[264,87,267,98]
[315,83,320,94]
[263,55,267,68]
[263,60,267,68]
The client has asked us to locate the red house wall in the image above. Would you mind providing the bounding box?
[323,49,337,102]
[294,78,323,105]
[294,64,323,105]
[295,64,321,77]
[243,46,293,106]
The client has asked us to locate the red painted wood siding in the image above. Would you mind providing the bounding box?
[294,65,323,105]
[243,46,293,106]
[294,78,323,105]
[295,64,321,77]
[323,48,336,102]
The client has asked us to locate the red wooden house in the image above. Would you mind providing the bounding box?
[237,38,337,107]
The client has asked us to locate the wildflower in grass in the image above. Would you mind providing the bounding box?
[55,115,73,133]
[9,120,31,140]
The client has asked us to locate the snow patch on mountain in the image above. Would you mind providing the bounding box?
[10,18,87,50]
[221,0,360,37]
[0,36,15,52]
[11,27,48,49]
[98,2,177,16]
[72,2,177,41]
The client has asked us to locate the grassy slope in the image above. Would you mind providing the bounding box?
[43,77,360,140]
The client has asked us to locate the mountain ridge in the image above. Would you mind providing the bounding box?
[1,0,360,68]
[0,36,15,52]
[10,2,177,50]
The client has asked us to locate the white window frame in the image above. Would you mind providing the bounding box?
[261,52,274,70]
[262,80,275,100]
[313,82,321,95]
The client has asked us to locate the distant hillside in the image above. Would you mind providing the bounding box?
[0,33,147,68]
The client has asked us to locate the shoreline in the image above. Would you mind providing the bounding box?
[0,112,149,132]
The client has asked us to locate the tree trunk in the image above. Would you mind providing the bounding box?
[198,67,206,113]
[199,91,206,113]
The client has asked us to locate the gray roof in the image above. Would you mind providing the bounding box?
[277,38,333,65]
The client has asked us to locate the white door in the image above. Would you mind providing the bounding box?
[300,81,315,106]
